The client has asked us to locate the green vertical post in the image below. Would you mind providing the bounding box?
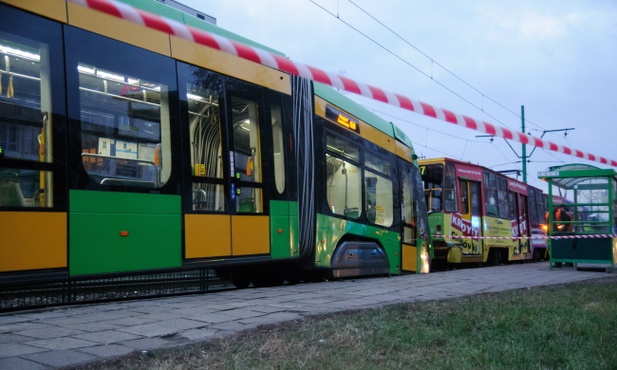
[521,105,527,184]
[610,177,615,235]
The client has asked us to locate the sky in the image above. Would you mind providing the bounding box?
[179,0,617,192]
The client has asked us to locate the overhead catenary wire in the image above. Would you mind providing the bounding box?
[312,0,558,168]
[343,0,545,132]
[351,1,560,135]
[318,0,587,166]
[308,0,519,132]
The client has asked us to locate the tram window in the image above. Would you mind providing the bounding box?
[486,171,496,188]
[326,133,359,162]
[0,42,51,163]
[232,97,261,182]
[77,62,171,189]
[470,182,481,216]
[528,189,538,223]
[365,152,391,174]
[0,30,57,208]
[497,177,509,219]
[185,68,225,212]
[430,192,441,212]
[484,171,498,216]
[232,96,262,213]
[179,64,227,212]
[271,104,285,194]
[365,172,393,227]
[192,183,224,212]
[365,152,393,226]
[485,189,498,216]
[530,189,545,225]
[460,180,469,214]
[235,187,263,213]
[519,195,528,224]
[421,165,443,212]
[509,192,517,219]
[187,72,223,180]
[443,163,457,212]
[326,153,361,219]
[0,169,51,207]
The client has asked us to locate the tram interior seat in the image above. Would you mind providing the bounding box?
[0,177,26,207]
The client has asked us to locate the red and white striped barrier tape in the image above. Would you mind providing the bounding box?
[433,234,617,240]
[67,0,617,168]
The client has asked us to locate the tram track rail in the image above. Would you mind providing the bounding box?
[0,268,235,313]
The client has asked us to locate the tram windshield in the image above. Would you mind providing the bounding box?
[421,163,457,212]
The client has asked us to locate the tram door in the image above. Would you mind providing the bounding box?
[458,180,482,255]
[401,164,417,271]
[228,94,269,256]
[510,192,530,255]
[182,67,277,260]
[400,162,430,272]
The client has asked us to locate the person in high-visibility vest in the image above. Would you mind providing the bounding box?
[545,205,573,233]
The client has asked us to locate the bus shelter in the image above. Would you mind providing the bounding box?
[538,164,617,271]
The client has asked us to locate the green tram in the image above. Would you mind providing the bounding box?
[0,0,431,294]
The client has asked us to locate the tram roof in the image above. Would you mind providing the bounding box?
[313,82,414,150]
[115,0,285,56]
[538,163,617,190]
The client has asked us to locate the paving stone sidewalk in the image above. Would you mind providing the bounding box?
[0,262,612,369]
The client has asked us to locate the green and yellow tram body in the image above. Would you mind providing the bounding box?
[313,84,431,277]
[419,158,544,266]
[0,0,430,292]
